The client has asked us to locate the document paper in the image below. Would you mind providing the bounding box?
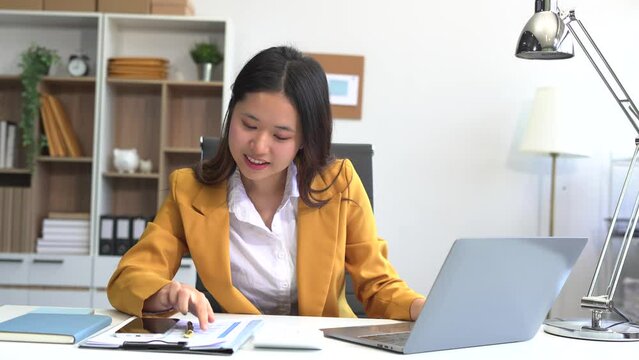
[82,318,262,351]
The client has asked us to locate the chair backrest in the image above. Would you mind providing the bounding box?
[197,136,373,316]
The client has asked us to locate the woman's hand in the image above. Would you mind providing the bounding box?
[144,281,215,330]
[409,298,426,321]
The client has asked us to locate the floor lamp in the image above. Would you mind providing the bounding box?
[516,0,639,340]
[520,86,589,237]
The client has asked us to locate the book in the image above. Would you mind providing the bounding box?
[5,122,15,168]
[99,215,115,255]
[0,120,6,168]
[39,96,65,157]
[114,217,131,255]
[0,313,111,344]
[48,211,91,220]
[46,94,83,157]
[43,218,90,228]
[131,216,148,245]
[36,238,90,254]
[42,229,90,242]
[37,239,90,247]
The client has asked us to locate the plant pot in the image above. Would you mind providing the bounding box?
[197,62,214,81]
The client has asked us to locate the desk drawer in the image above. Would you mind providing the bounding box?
[93,256,121,288]
[92,289,113,309]
[28,255,92,287]
[29,289,91,307]
[93,257,195,288]
[0,254,29,285]
[0,288,29,305]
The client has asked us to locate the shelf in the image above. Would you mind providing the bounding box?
[107,78,223,88]
[0,10,100,28]
[0,168,30,174]
[164,147,200,154]
[37,156,92,163]
[1,75,220,88]
[106,14,226,33]
[0,75,19,81]
[0,11,230,258]
[35,162,92,216]
[107,78,165,86]
[165,85,223,149]
[43,76,96,84]
[103,172,160,179]
[166,80,224,88]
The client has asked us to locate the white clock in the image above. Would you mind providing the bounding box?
[67,54,90,77]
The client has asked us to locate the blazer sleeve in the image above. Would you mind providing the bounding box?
[341,160,424,320]
[106,170,190,317]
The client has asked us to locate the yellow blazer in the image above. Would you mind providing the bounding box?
[107,159,423,320]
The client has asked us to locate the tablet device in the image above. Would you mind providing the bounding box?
[114,317,178,339]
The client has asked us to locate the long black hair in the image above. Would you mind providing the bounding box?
[195,46,334,207]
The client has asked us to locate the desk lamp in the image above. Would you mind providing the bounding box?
[516,0,639,340]
[520,86,589,237]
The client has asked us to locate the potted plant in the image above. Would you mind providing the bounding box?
[19,44,60,169]
[190,42,223,81]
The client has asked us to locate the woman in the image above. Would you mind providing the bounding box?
[107,46,425,330]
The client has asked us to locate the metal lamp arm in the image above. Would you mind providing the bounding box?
[561,10,639,133]
[561,9,639,309]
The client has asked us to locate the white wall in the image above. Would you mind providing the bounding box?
[193,0,639,318]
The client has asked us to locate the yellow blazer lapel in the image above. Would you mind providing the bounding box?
[297,193,341,316]
[189,181,259,314]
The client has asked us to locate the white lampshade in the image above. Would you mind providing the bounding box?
[520,86,590,157]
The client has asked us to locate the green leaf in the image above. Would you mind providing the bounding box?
[18,43,60,170]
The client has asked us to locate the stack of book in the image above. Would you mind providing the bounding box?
[36,213,90,255]
[39,94,83,158]
[107,57,169,80]
[0,120,17,168]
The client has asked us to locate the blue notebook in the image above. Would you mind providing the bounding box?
[0,313,111,344]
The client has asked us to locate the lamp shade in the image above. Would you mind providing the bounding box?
[520,86,590,157]
[515,9,574,59]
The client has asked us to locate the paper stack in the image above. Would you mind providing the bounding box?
[108,57,169,80]
[36,214,90,255]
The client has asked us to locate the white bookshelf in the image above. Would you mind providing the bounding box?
[0,10,231,307]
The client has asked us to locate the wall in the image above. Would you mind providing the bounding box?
[192,0,639,318]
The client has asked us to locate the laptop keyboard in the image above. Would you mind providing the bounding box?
[360,331,410,346]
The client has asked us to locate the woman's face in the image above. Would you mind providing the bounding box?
[228,91,303,187]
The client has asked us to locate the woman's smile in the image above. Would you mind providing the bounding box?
[244,154,270,170]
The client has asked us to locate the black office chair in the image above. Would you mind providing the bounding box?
[196,136,374,316]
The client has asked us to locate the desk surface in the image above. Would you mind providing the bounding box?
[0,305,637,359]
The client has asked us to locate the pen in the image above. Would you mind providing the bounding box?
[184,321,194,338]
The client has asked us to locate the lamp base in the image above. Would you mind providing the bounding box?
[544,318,639,341]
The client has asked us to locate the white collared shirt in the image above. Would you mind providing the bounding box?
[226,163,299,315]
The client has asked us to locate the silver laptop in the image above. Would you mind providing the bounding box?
[322,237,587,354]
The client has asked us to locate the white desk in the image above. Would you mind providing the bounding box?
[0,305,637,359]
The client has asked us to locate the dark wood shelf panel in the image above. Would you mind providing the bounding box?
[0,168,30,174]
[43,76,96,84]
[107,77,223,89]
[103,171,159,180]
[37,156,92,163]
[164,147,200,154]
